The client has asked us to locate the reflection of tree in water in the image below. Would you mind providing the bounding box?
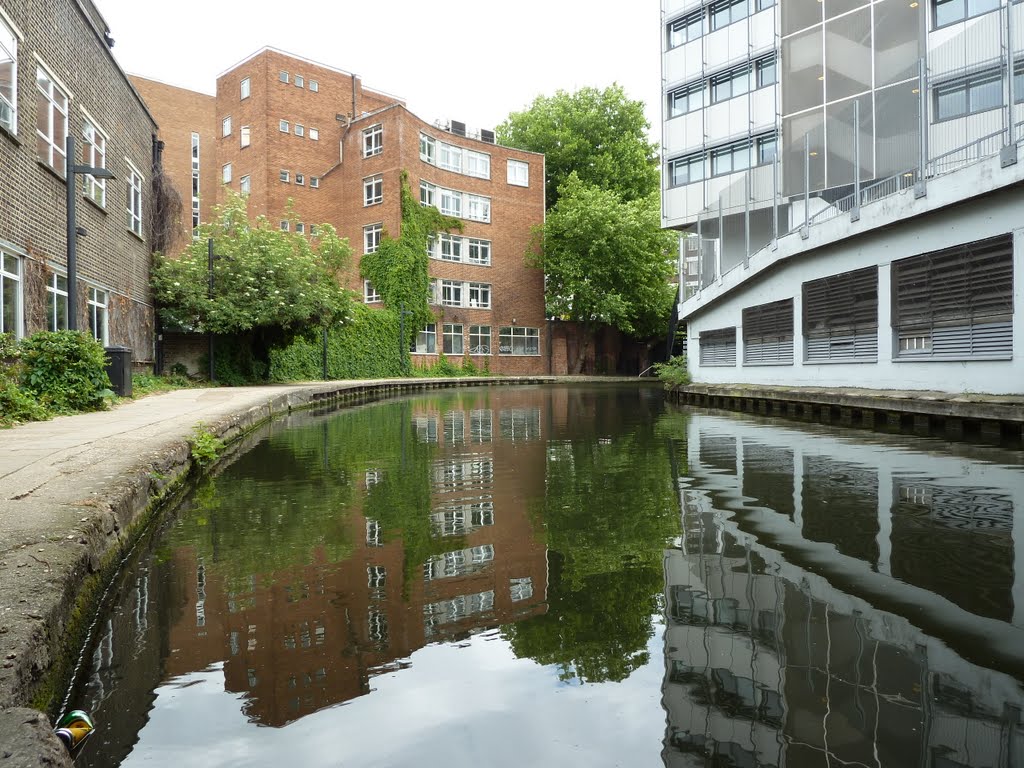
[504,409,686,683]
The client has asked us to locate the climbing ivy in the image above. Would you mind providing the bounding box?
[359,171,461,349]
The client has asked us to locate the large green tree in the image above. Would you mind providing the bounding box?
[152,193,354,378]
[496,84,660,208]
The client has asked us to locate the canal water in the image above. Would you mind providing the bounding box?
[68,384,1024,767]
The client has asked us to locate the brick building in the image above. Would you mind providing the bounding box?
[0,0,158,360]
[133,48,549,376]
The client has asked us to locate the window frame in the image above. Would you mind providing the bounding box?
[222,163,232,184]
[363,174,383,206]
[467,238,491,266]
[81,117,108,208]
[363,123,383,157]
[309,79,319,93]
[240,77,250,99]
[468,282,491,309]
[0,15,18,135]
[469,325,491,354]
[412,323,437,354]
[127,161,144,238]
[279,70,289,83]
[46,272,68,332]
[441,279,463,307]
[239,175,251,195]
[507,159,529,186]
[363,280,381,304]
[35,63,69,175]
[309,127,319,141]
[0,250,23,337]
[279,169,290,183]
[443,323,464,355]
[240,125,250,148]
[933,70,1004,121]
[222,116,231,137]
[279,119,289,133]
[363,223,383,254]
[668,10,704,49]
[498,326,540,356]
[87,286,108,346]
[669,153,705,187]
[294,124,305,138]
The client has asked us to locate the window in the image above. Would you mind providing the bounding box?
[280,169,290,183]
[363,123,383,157]
[222,116,231,137]
[510,577,533,602]
[222,163,232,183]
[310,177,320,188]
[934,0,1000,27]
[711,140,751,176]
[240,77,250,99]
[420,180,436,206]
[295,173,305,185]
[440,187,462,217]
[669,154,705,187]
[803,267,878,362]
[295,124,305,137]
[191,133,200,234]
[127,164,143,237]
[892,234,1013,360]
[668,82,703,118]
[466,150,490,179]
[439,234,462,261]
[699,327,736,366]
[439,142,463,172]
[668,11,703,48]
[295,75,304,88]
[36,65,68,174]
[467,238,491,266]
[413,324,437,353]
[443,324,464,355]
[757,135,777,164]
[279,119,289,133]
[87,287,108,345]
[710,0,749,30]
[467,194,490,223]
[364,174,383,205]
[239,175,250,194]
[469,325,491,354]
[46,273,68,331]
[279,70,289,83]
[756,57,777,88]
[1,251,22,336]
[309,127,319,141]
[295,223,305,234]
[364,280,381,303]
[363,223,382,254]
[81,119,107,207]
[420,133,436,164]
[499,326,540,355]
[934,71,1003,121]
[711,65,749,104]
[280,220,290,232]
[507,159,529,186]
[240,125,250,148]
[743,299,794,365]
[0,16,18,134]
[468,282,491,309]
[309,80,319,92]
[441,279,463,306]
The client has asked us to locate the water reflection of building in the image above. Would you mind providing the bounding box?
[160,393,549,727]
[662,414,1024,766]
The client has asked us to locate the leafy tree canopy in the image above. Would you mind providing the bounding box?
[496,84,659,209]
[152,192,354,337]
[531,174,677,351]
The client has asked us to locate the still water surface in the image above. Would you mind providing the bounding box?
[70,384,1024,767]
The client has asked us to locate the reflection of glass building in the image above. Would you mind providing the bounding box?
[660,413,1024,766]
[661,0,1024,394]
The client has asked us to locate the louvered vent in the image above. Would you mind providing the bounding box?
[743,299,794,365]
[893,234,1013,360]
[803,266,878,362]
[699,326,737,366]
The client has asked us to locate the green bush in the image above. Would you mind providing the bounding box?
[0,377,51,426]
[652,355,692,388]
[19,331,112,413]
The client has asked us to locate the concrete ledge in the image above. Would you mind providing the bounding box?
[0,375,567,764]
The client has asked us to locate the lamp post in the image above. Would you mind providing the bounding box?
[65,135,116,332]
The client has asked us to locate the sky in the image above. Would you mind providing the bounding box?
[96,0,665,140]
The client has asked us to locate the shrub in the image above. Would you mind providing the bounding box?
[0,377,51,426]
[19,331,112,413]
[189,424,224,467]
[652,355,691,388]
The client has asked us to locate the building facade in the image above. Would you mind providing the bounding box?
[134,49,548,376]
[661,0,1024,394]
[0,0,159,359]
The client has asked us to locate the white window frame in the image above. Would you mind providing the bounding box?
[240,125,250,148]
[439,143,463,173]
[468,282,491,309]
[412,323,437,354]
[466,150,490,179]
[363,280,381,303]
[126,160,144,238]
[46,272,68,331]
[296,222,305,234]
[443,323,464,355]
[279,70,289,83]
[81,115,107,208]
[280,220,290,232]
[507,159,529,187]
[280,169,290,183]
[309,79,319,92]
[439,234,462,262]
[467,238,491,266]
[279,119,289,133]
[87,286,108,345]
[222,163,232,184]
[310,177,320,189]
[364,223,383,254]
[441,279,463,307]
[466,194,491,223]
[0,251,23,337]
[294,74,304,88]
[191,132,200,234]
[499,326,540,356]
[420,180,436,207]
[420,133,435,164]
[239,175,250,194]
[469,325,491,355]
[363,123,383,157]
[36,63,69,175]
[240,77,250,99]
[364,174,383,206]
[295,173,305,186]
[222,116,231,137]
[309,127,319,141]
[0,14,18,135]
[440,188,462,217]
[295,124,305,138]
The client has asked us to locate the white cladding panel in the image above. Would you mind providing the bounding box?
[666,40,704,85]
[665,111,705,156]
[664,0,702,16]
[664,182,708,223]
[750,86,777,131]
[749,8,776,52]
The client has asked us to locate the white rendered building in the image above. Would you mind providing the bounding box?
[661,0,1024,394]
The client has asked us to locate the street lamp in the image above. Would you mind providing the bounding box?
[66,135,116,332]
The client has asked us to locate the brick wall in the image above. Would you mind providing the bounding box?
[0,0,158,359]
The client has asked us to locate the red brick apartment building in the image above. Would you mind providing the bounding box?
[132,48,549,375]
[0,0,158,359]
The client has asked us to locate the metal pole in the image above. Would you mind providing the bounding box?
[803,133,810,237]
[208,238,215,382]
[717,196,724,281]
[743,170,750,268]
[853,99,862,222]
[772,153,778,248]
[65,135,78,332]
[917,58,929,196]
[1007,0,1018,149]
[697,211,703,290]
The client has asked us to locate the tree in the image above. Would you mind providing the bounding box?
[531,174,677,373]
[152,193,355,378]
[496,84,659,209]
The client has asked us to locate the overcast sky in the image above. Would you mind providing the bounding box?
[96,0,664,140]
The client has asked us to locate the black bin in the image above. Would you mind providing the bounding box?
[104,346,133,397]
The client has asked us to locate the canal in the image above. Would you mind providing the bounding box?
[67,383,1024,767]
